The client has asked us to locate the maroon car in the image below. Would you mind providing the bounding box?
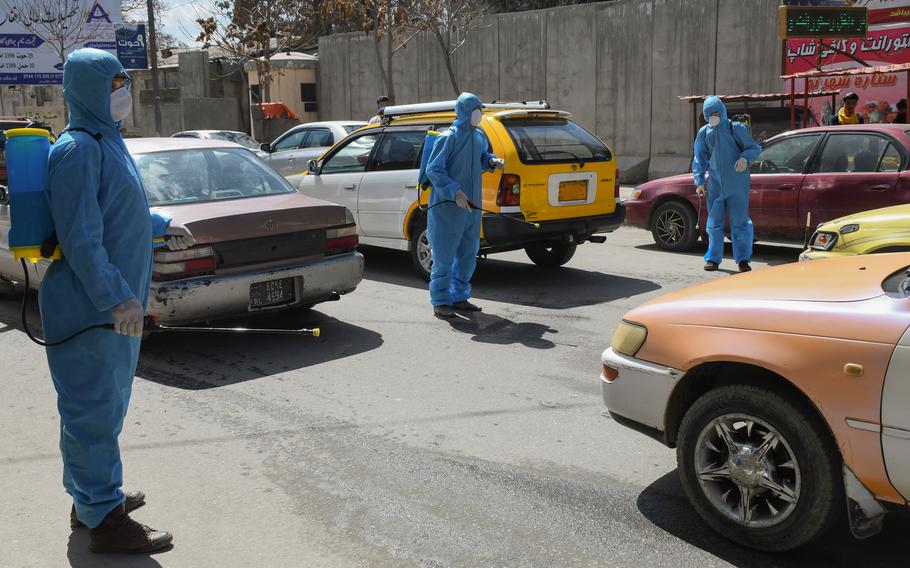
[626,124,910,251]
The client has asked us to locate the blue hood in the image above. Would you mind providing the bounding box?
[63,48,127,135]
[453,92,482,130]
[702,96,729,123]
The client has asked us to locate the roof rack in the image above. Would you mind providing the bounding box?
[379,99,551,118]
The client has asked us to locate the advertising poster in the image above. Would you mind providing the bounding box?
[0,0,122,84]
[784,1,910,124]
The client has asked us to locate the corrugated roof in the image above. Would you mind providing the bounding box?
[782,62,910,80]
[679,91,841,103]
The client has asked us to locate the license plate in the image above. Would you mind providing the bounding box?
[558,180,588,202]
[249,278,296,308]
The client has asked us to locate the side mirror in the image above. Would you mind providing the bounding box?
[260,143,272,153]
[307,159,319,175]
[0,185,8,206]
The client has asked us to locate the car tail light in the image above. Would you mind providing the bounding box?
[152,246,216,281]
[614,172,620,201]
[497,174,521,207]
[326,224,358,255]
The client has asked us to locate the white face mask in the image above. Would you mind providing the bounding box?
[110,86,132,122]
[470,108,482,127]
[708,115,721,127]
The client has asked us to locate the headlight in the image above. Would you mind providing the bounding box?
[810,231,838,251]
[611,320,648,357]
[839,223,860,235]
[631,188,643,200]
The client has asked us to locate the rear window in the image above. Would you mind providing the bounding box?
[502,117,612,165]
[135,147,294,206]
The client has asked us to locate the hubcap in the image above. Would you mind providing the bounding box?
[656,210,686,245]
[694,413,801,528]
[417,229,433,273]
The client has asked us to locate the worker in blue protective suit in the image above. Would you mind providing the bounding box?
[425,93,504,318]
[692,96,762,273]
[39,48,193,554]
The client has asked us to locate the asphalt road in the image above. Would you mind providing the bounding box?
[1,224,907,568]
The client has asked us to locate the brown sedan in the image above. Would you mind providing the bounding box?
[0,138,364,325]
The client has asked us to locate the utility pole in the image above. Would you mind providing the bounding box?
[146,0,163,136]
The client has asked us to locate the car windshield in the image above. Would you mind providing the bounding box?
[135,147,294,206]
[502,117,612,165]
[343,124,364,134]
[206,131,260,150]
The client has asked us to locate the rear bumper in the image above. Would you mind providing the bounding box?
[148,251,364,325]
[482,205,625,249]
[601,347,683,438]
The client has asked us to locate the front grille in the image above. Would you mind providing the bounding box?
[214,230,326,269]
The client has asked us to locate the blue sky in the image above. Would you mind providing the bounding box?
[159,0,206,46]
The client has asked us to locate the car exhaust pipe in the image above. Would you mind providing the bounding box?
[588,235,607,244]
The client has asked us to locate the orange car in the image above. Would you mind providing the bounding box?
[601,254,910,550]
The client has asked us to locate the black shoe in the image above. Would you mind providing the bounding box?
[451,300,482,312]
[89,503,172,554]
[704,261,719,272]
[738,261,752,273]
[434,305,457,318]
[72,490,146,529]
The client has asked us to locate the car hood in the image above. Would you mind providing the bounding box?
[152,192,349,244]
[640,173,693,191]
[820,203,910,232]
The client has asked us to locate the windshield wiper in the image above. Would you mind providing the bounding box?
[540,150,586,168]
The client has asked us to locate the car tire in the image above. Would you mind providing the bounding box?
[651,201,698,252]
[676,384,843,552]
[524,243,577,267]
[409,215,432,282]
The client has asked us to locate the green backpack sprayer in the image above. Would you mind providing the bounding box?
[4,129,319,343]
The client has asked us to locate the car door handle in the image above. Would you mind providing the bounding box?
[343,184,357,190]
[405,184,418,190]
[869,184,890,191]
[777,184,795,191]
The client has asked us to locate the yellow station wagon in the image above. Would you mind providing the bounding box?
[290,101,625,279]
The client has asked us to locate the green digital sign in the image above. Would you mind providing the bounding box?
[778,6,868,39]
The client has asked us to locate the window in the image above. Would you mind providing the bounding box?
[344,124,364,134]
[879,144,902,172]
[136,149,293,206]
[502,117,611,164]
[321,134,380,174]
[302,129,333,148]
[751,134,821,174]
[813,134,891,174]
[371,131,425,171]
[250,84,261,101]
[273,130,307,152]
[301,82,317,113]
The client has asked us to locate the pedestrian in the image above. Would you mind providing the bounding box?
[41,48,194,554]
[368,95,391,124]
[894,99,907,124]
[830,92,864,125]
[692,96,762,273]
[424,93,504,318]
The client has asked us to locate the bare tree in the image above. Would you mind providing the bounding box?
[322,0,421,106]
[121,0,182,49]
[410,0,489,96]
[194,0,319,103]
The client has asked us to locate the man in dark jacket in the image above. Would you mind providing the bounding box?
[830,92,864,125]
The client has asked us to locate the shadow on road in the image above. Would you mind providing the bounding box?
[137,309,383,390]
[67,531,170,567]
[360,246,662,309]
[634,241,801,268]
[637,471,909,567]
[441,310,557,349]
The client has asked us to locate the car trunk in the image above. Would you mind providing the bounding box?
[153,193,351,274]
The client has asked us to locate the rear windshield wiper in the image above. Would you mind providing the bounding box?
[540,150,586,167]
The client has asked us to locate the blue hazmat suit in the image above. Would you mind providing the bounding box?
[38,49,169,529]
[692,97,761,265]
[424,93,497,306]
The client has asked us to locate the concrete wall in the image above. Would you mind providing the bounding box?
[317,0,783,182]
